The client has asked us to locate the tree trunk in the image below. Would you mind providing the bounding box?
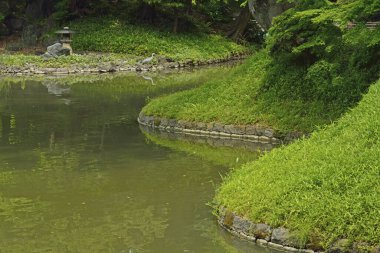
[228,5,251,41]
[69,0,77,12]
[140,2,156,23]
[186,0,192,15]
[173,13,179,33]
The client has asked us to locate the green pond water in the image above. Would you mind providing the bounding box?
[0,68,279,253]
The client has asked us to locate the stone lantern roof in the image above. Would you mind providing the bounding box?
[55,27,75,35]
[55,27,75,43]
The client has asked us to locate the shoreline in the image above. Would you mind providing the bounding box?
[217,207,322,253]
[0,53,248,76]
[217,207,380,253]
[138,112,304,144]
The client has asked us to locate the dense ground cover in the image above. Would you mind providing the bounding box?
[215,80,380,250]
[142,50,346,133]
[70,18,248,62]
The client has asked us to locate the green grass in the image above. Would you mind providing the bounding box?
[215,80,380,250]
[70,17,248,62]
[142,50,346,134]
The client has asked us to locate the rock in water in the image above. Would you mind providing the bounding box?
[42,43,70,59]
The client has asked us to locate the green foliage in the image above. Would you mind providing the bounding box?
[142,0,380,134]
[263,0,380,107]
[143,50,345,133]
[70,17,248,61]
[216,80,380,249]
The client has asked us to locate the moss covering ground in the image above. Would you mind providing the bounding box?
[215,80,380,250]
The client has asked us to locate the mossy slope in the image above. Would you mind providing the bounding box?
[215,80,380,249]
[142,50,345,133]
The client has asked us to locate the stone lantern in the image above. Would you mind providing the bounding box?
[55,27,75,55]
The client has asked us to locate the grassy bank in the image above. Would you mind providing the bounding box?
[215,80,380,250]
[70,18,248,62]
[142,50,346,134]
[141,0,380,134]
[0,18,248,70]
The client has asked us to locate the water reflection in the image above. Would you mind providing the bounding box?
[139,74,155,85]
[0,69,279,253]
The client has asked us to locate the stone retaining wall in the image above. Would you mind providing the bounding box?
[218,207,380,253]
[218,207,322,253]
[138,112,304,144]
[0,54,247,76]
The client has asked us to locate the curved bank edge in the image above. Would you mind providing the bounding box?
[138,112,304,145]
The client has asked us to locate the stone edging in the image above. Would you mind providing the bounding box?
[0,54,247,76]
[217,207,380,253]
[138,112,304,144]
[218,207,321,253]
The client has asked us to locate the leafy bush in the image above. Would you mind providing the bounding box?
[263,0,380,107]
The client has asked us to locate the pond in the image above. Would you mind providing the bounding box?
[0,67,279,253]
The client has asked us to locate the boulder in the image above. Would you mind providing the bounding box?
[251,223,272,241]
[328,239,352,253]
[212,123,224,132]
[42,43,70,59]
[352,242,371,253]
[248,0,292,30]
[271,227,300,247]
[232,216,252,235]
